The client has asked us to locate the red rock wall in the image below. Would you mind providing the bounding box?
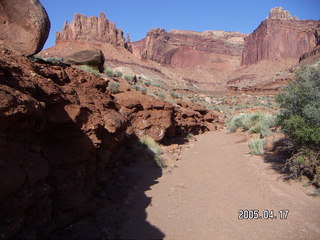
[56,12,132,52]
[132,28,246,71]
[241,19,320,66]
[0,51,221,239]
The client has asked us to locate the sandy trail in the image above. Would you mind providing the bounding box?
[120,129,320,240]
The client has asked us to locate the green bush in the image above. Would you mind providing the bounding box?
[116,71,123,78]
[77,65,100,76]
[153,91,166,100]
[248,138,266,155]
[276,67,320,187]
[170,91,182,99]
[124,75,133,82]
[144,80,151,87]
[108,82,120,94]
[131,85,147,94]
[104,67,114,77]
[276,67,320,146]
[45,57,64,63]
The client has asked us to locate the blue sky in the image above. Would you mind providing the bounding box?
[40,0,320,50]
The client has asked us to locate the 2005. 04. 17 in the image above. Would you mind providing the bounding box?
[238,209,289,220]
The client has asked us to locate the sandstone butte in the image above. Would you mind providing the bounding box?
[56,12,132,53]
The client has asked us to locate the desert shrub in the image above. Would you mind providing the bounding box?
[152,91,166,100]
[276,67,320,186]
[226,113,276,136]
[108,82,120,94]
[115,71,123,78]
[248,138,266,155]
[140,136,166,168]
[131,85,147,94]
[144,80,151,87]
[29,54,43,62]
[77,65,100,76]
[44,57,64,64]
[276,67,320,146]
[104,67,114,77]
[124,75,133,82]
[170,91,182,99]
[284,147,320,186]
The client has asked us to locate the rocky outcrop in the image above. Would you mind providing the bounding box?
[268,7,295,20]
[64,49,105,71]
[0,50,129,239]
[0,50,221,239]
[132,28,246,71]
[114,91,221,141]
[299,25,320,63]
[56,13,132,52]
[0,0,50,56]
[241,7,320,66]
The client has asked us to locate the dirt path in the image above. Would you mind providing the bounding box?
[120,129,320,240]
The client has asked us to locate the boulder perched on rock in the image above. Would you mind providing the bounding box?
[0,0,50,56]
[64,49,105,71]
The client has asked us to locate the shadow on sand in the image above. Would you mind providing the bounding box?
[49,134,165,240]
[262,138,294,181]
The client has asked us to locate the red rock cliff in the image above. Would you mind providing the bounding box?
[132,28,246,71]
[241,7,320,66]
[56,12,132,52]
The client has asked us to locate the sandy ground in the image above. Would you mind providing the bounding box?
[120,129,320,240]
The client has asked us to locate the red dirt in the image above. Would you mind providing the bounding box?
[120,129,320,240]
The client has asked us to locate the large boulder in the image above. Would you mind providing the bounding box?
[0,0,50,56]
[64,49,105,71]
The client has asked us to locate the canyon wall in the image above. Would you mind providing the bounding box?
[241,7,320,66]
[132,28,246,71]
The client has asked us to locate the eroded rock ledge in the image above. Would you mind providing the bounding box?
[0,51,221,239]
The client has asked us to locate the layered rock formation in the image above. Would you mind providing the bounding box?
[0,0,50,56]
[241,7,320,66]
[56,12,132,52]
[133,28,246,71]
